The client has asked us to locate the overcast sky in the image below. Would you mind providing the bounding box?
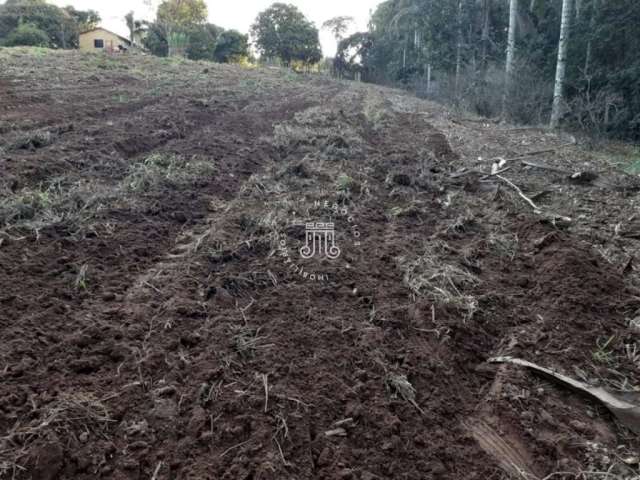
[48,0,383,56]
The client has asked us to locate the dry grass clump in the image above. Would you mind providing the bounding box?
[0,392,113,475]
[389,201,425,219]
[4,129,55,151]
[400,244,480,322]
[239,173,287,198]
[124,153,215,193]
[0,180,116,233]
[229,325,269,359]
[363,94,394,131]
[487,231,519,260]
[335,173,360,193]
[385,373,424,414]
[272,107,364,162]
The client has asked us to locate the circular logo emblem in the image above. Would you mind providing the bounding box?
[271,198,362,283]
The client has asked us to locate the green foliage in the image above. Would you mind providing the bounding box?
[0,0,100,49]
[185,23,223,60]
[349,0,640,140]
[322,16,354,42]
[3,22,49,47]
[142,22,168,57]
[335,32,374,78]
[167,30,189,55]
[157,0,207,30]
[63,6,100,33]
[213,30,249,63]
[143,21,245,64]
[251,3,322,66]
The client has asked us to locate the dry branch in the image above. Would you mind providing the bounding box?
[495,175,571,222]
[490,356,640,435]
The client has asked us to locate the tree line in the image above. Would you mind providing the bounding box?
[334,0,640,139]
[4,0,634,138]
[141,1,322,68]
[0,0,323,68]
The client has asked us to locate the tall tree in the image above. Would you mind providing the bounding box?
[502,0,518,118]
[480,0,491,72]
[550,0,573,128]
[583,0,597,76]
[184,23,220,60]
[156,0,207,56]
[213,30,249,63]
[455,0,464,101]
[322,15,354,44]
[125,11,136,42]
[251,3,322,66]
[0,0,99,48]
[63,6,100,32]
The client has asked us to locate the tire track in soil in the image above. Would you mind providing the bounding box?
[106,86,503,479]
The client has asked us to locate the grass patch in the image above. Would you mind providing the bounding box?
[0,180,116,233]
[627,156,640,175]
[3,129,55,151]
[124,153,215,192]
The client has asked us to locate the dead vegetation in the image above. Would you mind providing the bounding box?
[271,105,365,162]
[124,153,216,193]
[0,180,116,235]
[399,243,480,322]
[0,392,113,477]
[3,129,56,151]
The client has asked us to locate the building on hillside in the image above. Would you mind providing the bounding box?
[79,28,131,53]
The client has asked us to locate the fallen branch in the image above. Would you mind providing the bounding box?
[490,356,640,435]
[151,462,163,480]
[495,175,572,222]
[263,373,269,413]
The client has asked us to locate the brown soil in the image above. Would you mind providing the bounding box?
[1,48,640,480]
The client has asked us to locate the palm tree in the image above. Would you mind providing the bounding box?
[125,11,136,43]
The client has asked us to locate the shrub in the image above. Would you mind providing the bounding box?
[3,23,50,48]
[213,30,248,63]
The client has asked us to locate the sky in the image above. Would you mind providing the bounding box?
[49,0,383,57]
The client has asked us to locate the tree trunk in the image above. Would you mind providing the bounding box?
[550,0,573,128]
[455,0,463,101]
[480,0,490,72]
[502,0,518,118]
[584,0,598,76]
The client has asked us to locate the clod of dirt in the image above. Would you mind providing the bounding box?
[386,172,413,187]
[427,132,457,159]
[282,162,311,178]
[187,407,208,436]
[28,441,64,480]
